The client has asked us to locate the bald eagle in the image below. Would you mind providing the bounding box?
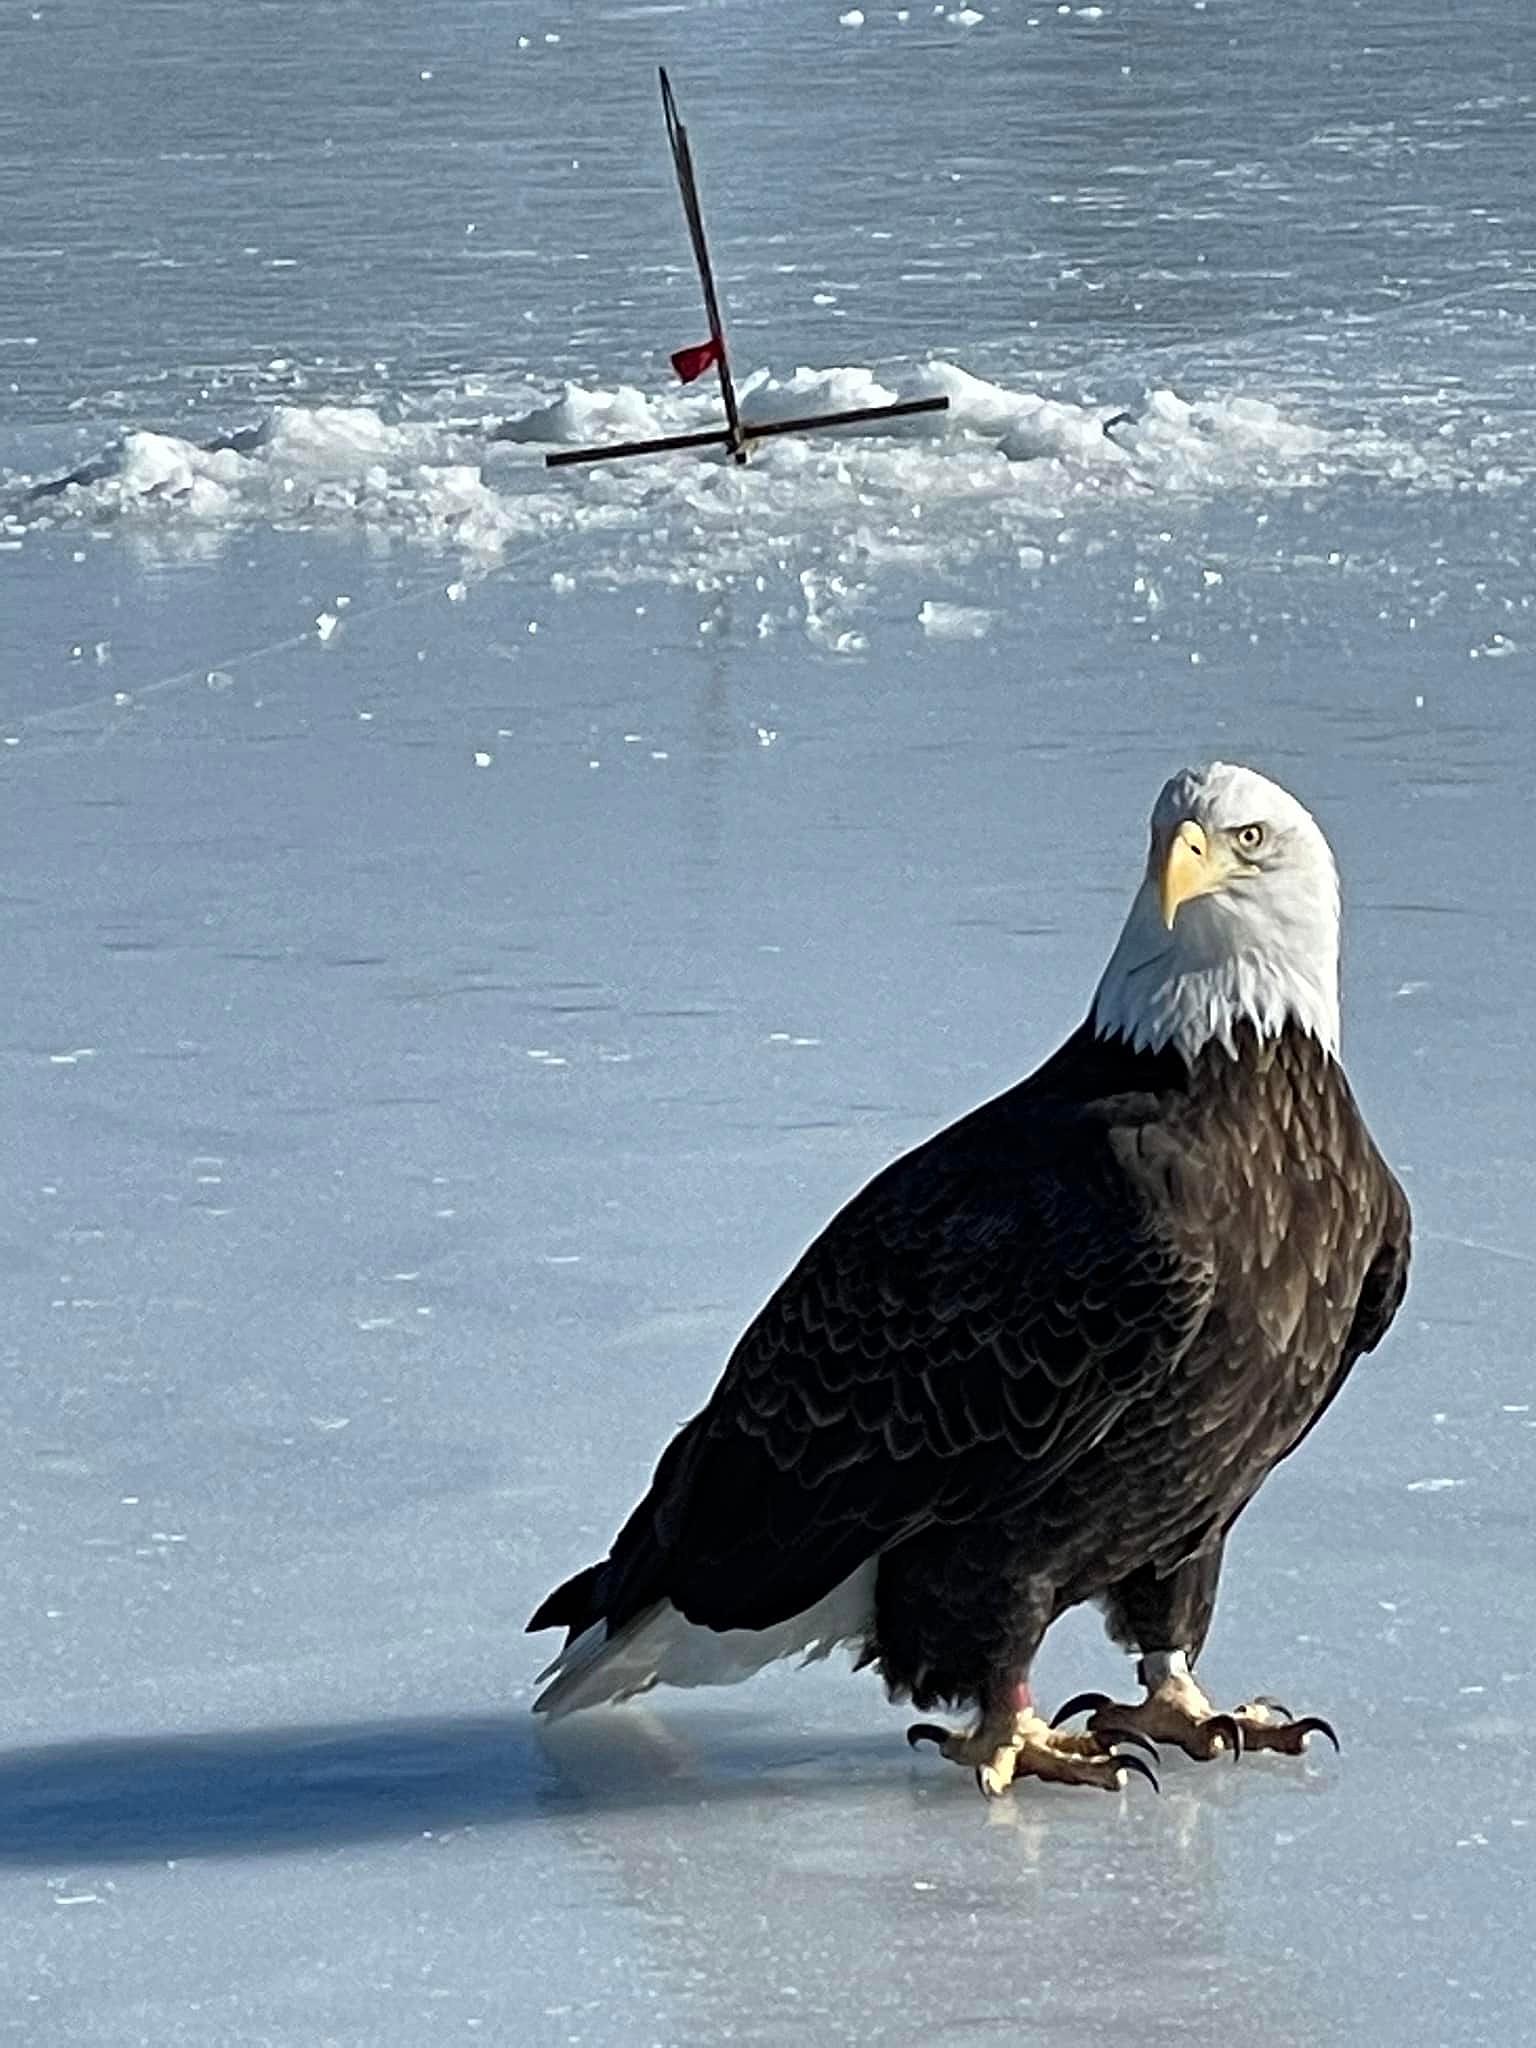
[529,764,1410,1794]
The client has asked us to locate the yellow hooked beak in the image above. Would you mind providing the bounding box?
[1159,818,1220,929]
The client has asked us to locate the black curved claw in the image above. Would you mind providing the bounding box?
[907,1722,950,1751]
[1203,1712,1244,1761]
[1096,1726,1159,1764]
[975,1767,1004,1801]
[1050,1690,1115,1730]
[1251,1694,1295,1722]
[1109,1748,1160,1794]
[1291,1715,1341,1754]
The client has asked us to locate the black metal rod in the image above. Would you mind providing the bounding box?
[542,395,950,471]
[660,68,748,466]
[545,424,736,469]
[740,395,950,442]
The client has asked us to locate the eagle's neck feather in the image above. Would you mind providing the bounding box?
[1090,876,1341,1065]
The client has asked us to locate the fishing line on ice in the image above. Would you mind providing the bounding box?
[0,565,485,756]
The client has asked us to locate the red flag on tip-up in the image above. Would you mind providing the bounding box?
[671,337,722,384]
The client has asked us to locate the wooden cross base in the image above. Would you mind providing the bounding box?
[545,394,949,470]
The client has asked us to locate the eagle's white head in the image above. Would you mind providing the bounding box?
[1091,761,1341,1064]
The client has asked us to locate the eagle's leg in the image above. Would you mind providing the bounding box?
[1056,1652,1340,1758]
[1055,1554,1339,1759]
[1054,1649,1241,1760]
[907,1681,1159,1798]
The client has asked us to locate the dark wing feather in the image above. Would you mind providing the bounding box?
[1268,1107,1412,1475]
[587,1088,1217,1637]
[1343,1166,1412,1364]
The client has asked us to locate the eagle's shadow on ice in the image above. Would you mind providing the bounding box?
[0,1706,1011,1867]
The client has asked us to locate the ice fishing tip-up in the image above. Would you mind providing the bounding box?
[545,69,949,471]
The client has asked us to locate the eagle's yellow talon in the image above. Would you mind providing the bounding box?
[1072,1658,1339,1763]
[908,1705,1157,1796]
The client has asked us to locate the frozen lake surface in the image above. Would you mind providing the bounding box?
[2,2,1535,2042]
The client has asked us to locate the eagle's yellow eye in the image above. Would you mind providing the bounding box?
[1235,822,1266,855]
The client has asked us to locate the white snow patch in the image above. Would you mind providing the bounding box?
[496,380,661,448]
[918,599,995,639]
[15,364,1437,649]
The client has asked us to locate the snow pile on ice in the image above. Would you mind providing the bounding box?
[917,599,995,639]
[493,382,663,448]
[9,362,1440,641]
[741,363,898,429]
[26,405,544,556]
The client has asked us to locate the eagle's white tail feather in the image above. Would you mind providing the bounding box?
[532,1560,878,1719]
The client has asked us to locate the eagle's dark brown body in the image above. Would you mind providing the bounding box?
[532,1016,1410,1713]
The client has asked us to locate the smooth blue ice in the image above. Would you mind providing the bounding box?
[2,2,1534,2043]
